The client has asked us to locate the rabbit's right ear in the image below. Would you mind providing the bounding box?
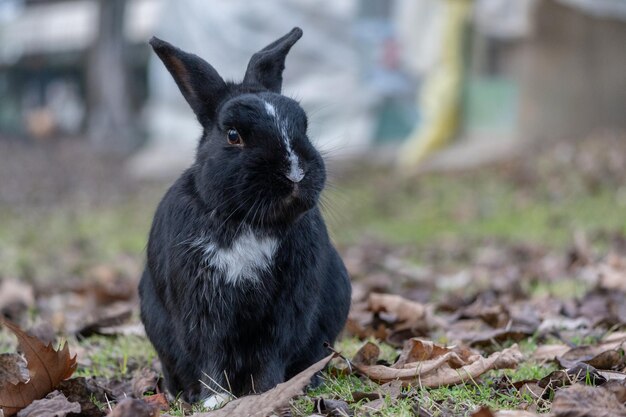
[150,37,227,124]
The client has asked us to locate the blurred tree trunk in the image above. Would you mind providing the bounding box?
[87,0,133,151]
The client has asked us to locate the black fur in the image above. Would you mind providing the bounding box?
[139,28,351,403]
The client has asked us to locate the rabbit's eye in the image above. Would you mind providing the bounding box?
[226,128,243,146]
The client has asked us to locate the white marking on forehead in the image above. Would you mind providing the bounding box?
[264,101,276,117]
[193,230,278,285]
[263,99,305,183]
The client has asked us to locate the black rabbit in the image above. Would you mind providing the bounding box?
[138,27,351,406]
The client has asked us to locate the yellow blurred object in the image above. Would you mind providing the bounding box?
[398,0,472,168]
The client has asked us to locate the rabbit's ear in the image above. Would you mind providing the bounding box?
[150,37,227,123]
[243,27,302,93]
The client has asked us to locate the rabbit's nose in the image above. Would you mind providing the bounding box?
[286,166,304,183]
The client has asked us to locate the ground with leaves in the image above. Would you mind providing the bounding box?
[1,133,626,416]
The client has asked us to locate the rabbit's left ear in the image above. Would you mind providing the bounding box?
[150,37,227,124]
[243,27,302,93]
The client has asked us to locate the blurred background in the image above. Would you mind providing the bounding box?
[0,0,625,287]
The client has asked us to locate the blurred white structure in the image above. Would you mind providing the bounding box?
[1,0,625,174]
[131,0,376,178]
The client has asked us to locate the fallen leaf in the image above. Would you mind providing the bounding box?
[0,354,29,388]
[537,317,591,333]
[356,380,405,413]
[355,343,523,386]
[312,398,351,416]
[107,398,159,417]
[15,391,80,417]
[584,349,625,370]
[368,293,428,327]
[83,265,137,305]
[458,299,510,328]
[520,382,549,407]
[539,363,606,391]
[532,344,571,362]
[472,408,495,417]
[75,305,133,339]
[350,391,381,402]
[197,354,334,417]
[0,280,34,325]
[352,342,380,366]
[550,383,626,417]
[0,319,77,417]
[596,257,626,292]
[393,338,474,369]
[94,378,132,401]
[131,368,160,398]
[58,377,108,417]
[535,332,626,364]
[358,293,443,345]
[97,323,146,337]
[603,379,626,403]
[577,290,626,327]
[558,348,625,370]
[598,370,626,382]
[467,327,535,349]
[143,394,169,412]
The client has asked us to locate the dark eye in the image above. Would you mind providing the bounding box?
[226,128,243,146]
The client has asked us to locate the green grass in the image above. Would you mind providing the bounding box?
[74,335,157,379]
[325,169,626,248]
[0,192,158,283]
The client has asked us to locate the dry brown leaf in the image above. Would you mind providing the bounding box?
[560,345,626,367]
[0,354,29,389]
[58,377,108,417]
[143,394,169,412]
[596,257,626,292]
[585,350,625,370]
[0,319,77,417]
[312,398,351,416]
[0,280,34,325]
[76,306,133,339]
[459,300,511,328]
[539,363,607,391]
[131,368,160,398]
[550,383,626,417]
[15,391,80,417]
[368,293,428,326]
[197,354,334,417]
[355,343,523,386]
[356,380,405,413]
[352,342,380,366]
[108,398,159,417]
[532,344,571,362]
[394,338,474,369]
[534,332,626,364]
[472,408,495,417]
[598,370,626,382]
[603,379,626,403]
[468,327,535,348]
[604,332,626,344]
[558,348,625,370]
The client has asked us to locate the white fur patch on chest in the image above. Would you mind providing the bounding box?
[194,230,278,285]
